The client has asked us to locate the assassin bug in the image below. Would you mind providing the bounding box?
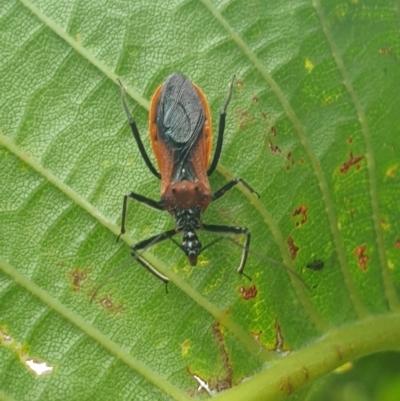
[117,73,258,285]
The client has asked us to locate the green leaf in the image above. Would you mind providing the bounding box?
[1,0,400,400]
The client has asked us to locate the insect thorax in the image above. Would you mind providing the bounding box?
[161,181,211,213]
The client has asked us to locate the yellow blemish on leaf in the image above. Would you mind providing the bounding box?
[198,257,210,267]
[386,165,397,178]
[334,362,353,373]
[181,339,190,356]
[388,260,394,269]
[334,4,348,20]
[321,92,340,106]
[380,220,390,231]
[142,226,152,236]
[205,275,223,294]
[0,326,13,346]
[181,265,192,277]
[305,58,314,72]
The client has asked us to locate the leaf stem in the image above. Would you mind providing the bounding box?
[215,313,400,401]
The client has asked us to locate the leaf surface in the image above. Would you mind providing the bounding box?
[1,0,400,400]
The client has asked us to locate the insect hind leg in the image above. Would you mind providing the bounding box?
[129,229,178,286]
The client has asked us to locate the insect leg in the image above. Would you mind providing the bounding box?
[207,75,236,176]
[131,229,177,286]
[117,191,164,242]
[92,229,176,300]
[117,79,161,179]
[202,223,251,279]
[211,178,259,202]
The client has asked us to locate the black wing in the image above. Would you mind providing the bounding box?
[156,73,205,183]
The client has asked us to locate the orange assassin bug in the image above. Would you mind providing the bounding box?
[117,73,259,285]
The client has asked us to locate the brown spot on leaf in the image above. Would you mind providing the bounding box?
[354,245,369,271]
[235,110,255,130]
[261,112,268,120]
[347,137,353,144]
[293,205,308,226]
[236,81,244,88]
[210,322,233,391]
[279,377,294,395]
[270,126,277,136]
[336,346,344,361]
[287,237,299,260]
[69,268,88,292]
[212,323,232,379]
[273,320,287,353]
[252,96,259,104]
[287,379,294,395]
[299,158,305,164]
[340,152,365,174]
[186,323,233,396]
[395,239,400,248]
[239,285,258,300]
[98,294,123,314]
[268,140,281,154]
[286,152,295,164]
